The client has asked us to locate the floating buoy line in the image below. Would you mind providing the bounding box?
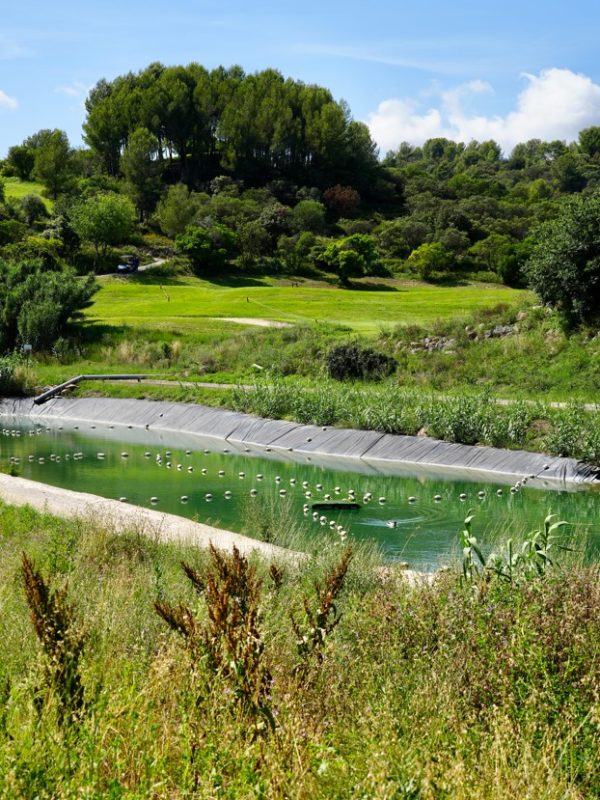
[1,421,577,566]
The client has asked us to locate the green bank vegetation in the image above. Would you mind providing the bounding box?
[0,500,598,798]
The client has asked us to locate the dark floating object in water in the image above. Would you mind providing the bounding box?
[311,500,361,511]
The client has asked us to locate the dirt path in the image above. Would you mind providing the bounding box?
[107,379,598,412]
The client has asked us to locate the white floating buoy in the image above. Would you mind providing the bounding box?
[302,481,309,488]
[496,489,503,496]
[121,452,129,458]
[257,474,263,480]
[185,450,191,455]
[205,493,213,501]
[290,478,296,485]
[275,476,281,483]
[188,466,194,472]
[316,483,323,491]
[334,486,341,494]
[379,497,386,505]
[224,490,232,499]
[279,489,287,496]
[180,496,189,503]
[201,468,208,475]
[204,449,210,455]
[312,511,319,520]
[119,497,127,502]
[177,464,183,471]
[305,491,312,498]
[97,453,105,460]
[324,494,331,500]
[478,491,485,499]
[386,520,397,528]
[329,520,336,529]
[408,496,416,503]
[218,470,225,476]
[250,488,258,496]
[150,496,159,504]
[434,495,442,502]
[165,451,171,457]
[459,493,467,500]
[239,472,245,478]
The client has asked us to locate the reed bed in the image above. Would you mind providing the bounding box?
[231,379,600,464]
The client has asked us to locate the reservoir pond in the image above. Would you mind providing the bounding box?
[1,418,599,570]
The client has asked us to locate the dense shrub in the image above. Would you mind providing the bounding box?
[323,184,360,216]
[322,234,382,284]
[20,193,48,225]
[0,354,35,396]
[0,259,97,352]
[526,190,600,326]
[70,193,136,264]
[327,342,397,381]
[0,219,26,245]
[175,224,238,275]
[408,242,455,280]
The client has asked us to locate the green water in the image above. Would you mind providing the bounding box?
[1,417,599,570]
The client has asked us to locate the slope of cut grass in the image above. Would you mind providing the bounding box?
[89,274,527,333]
[3,177,52,210]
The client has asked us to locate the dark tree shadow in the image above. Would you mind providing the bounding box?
[342,280,400,292]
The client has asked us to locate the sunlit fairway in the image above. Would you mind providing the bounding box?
[89,274,528,333]
[3,177,52,210]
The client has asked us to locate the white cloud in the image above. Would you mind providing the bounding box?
[0,90,17,110]
[56,81,90,99]
[367,68,600,155]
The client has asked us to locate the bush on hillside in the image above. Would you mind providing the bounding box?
[175,224,238,275]
[327,342,397,381]
[0,259,97,352]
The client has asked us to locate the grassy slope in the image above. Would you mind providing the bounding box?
[30,281,600,409]
[0,501,597,798]
[90,273,526,333]
[3,177,52,210]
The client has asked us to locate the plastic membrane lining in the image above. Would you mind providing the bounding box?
[1,396,598,486]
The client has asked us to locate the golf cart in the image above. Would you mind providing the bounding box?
[117,254,140,274]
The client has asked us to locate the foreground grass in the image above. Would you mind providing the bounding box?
[0,500,597,798]
[89,273,526,333]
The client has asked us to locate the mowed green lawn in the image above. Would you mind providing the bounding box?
[4,177,52,210]
[89,275,528,333]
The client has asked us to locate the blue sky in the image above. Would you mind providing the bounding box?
[1,0,600,157]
